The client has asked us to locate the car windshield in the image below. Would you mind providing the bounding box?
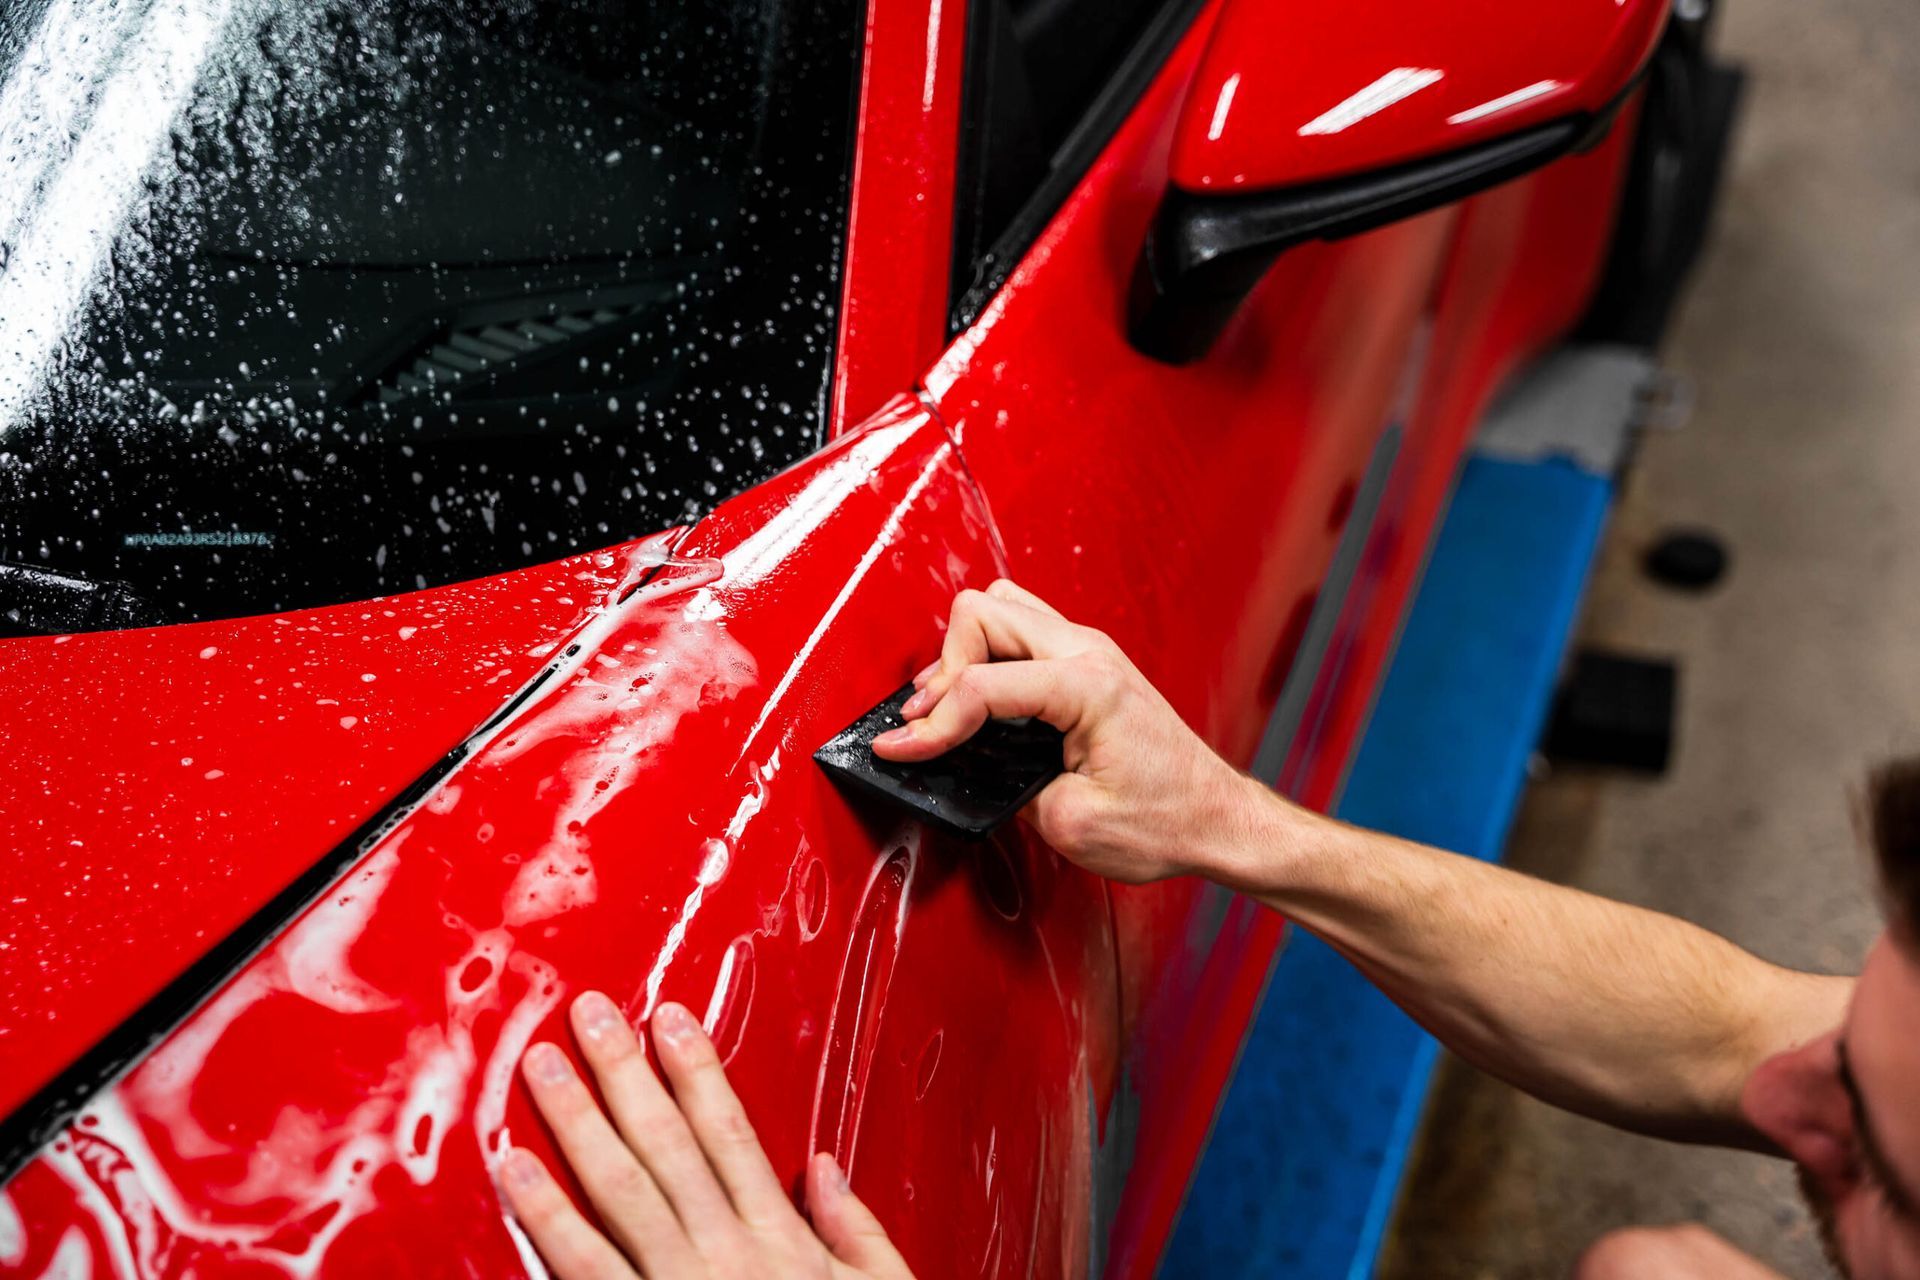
[0,0,859,634]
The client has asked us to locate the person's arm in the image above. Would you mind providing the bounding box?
[1212,788,1849,1145]
[874,580,1851,1149]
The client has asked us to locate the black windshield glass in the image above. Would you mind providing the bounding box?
[0,0,860,634]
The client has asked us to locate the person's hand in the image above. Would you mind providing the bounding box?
[501,992,914,1280]
[871,579,1258,884]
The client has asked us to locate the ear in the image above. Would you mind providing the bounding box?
[1741,1029,1858,1188]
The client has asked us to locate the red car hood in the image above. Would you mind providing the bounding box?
[0,537,678,1120]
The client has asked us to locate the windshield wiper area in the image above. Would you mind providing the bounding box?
[0,564,165,638]
[349,278,680,411]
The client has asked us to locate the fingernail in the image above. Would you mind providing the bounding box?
[822,1153,850,1194]
[654,1001,698,1044]
[525,1042,571,1085]
[911,661,939,689]
[503,1147,543,1190]
[899,687,931,718]
[575,991,625,1042]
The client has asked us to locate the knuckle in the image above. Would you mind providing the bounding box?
[679,1031,723,1074]
[587,1030,645,1072]
[752,1202,814,1242]
[646,1118,703,1167]
[709,1104,759,1148]
[515,1183,557,1221]
[1038,790,1093,850]
[518,1185,568,1231]
[540,1078,595,1123]
[592,1155,650,1203]
[1074,648,1121,690]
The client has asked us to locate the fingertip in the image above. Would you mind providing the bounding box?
[651,1000,707,1051]
[570,989,634,1050]
[522,1040,572,1086]
[873,730,948,764]
[870,724,924,759]
[573,989,619,1022]
[810,1151,849,1199]
[501,1145,549,1196]
[809,1152,908,1273]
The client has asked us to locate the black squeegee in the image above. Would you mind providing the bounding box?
[813,681,1064,840]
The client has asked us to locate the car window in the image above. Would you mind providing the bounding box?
[0,0,861,634]
[947,0,1200,330]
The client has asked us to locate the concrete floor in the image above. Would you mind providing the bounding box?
[1376,0,1920,1276]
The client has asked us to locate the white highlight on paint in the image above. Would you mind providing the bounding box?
[1446,78,1562,125]
[281,841,402,1013]
[643,876,709,1017]
[735,429,955,761]
[43,1227,91,1279]
[41,1135,137,1280]
[473,955,561,1154]
[49,932,563,1278]
[702,939,744,1033]
[1206,72,1241,142]
[500,1208,553,1280]
[1297,66,1444,136]
[0,1189,23,1267]
[922,0,944,111]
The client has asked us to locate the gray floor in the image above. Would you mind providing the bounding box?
[1377,0,1920,1276]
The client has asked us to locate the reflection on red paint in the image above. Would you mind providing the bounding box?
[811,844,916,1175]
[913,1031,943,1102]
[0,540,659,1121]
[703,937,758,1065]
[3,402,1119,1279]
[798,856,831,940]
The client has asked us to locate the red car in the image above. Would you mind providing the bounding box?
[0,0,1715,1272]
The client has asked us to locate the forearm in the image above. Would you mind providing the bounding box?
[877,582,1853,1149]
[1202,778,1851,1147]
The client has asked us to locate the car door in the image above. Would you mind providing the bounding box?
[923,3,1452,1267]
[915,0,1650,1272]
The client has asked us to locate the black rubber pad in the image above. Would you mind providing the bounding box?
[814,681,1064,840]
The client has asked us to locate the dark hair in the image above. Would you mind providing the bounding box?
[1867,757,1920,946]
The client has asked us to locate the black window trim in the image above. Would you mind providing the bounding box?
[947,0,1210,334]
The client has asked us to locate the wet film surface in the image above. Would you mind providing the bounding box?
[814,681,1065,839]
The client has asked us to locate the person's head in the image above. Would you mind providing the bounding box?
[1743,758,1920,1279]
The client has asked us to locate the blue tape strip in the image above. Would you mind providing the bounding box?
[1161,455,1612,1279]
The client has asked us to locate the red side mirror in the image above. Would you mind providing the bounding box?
[1129,0,1669,362]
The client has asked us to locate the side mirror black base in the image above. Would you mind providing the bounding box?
[1128,116,1594,364]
